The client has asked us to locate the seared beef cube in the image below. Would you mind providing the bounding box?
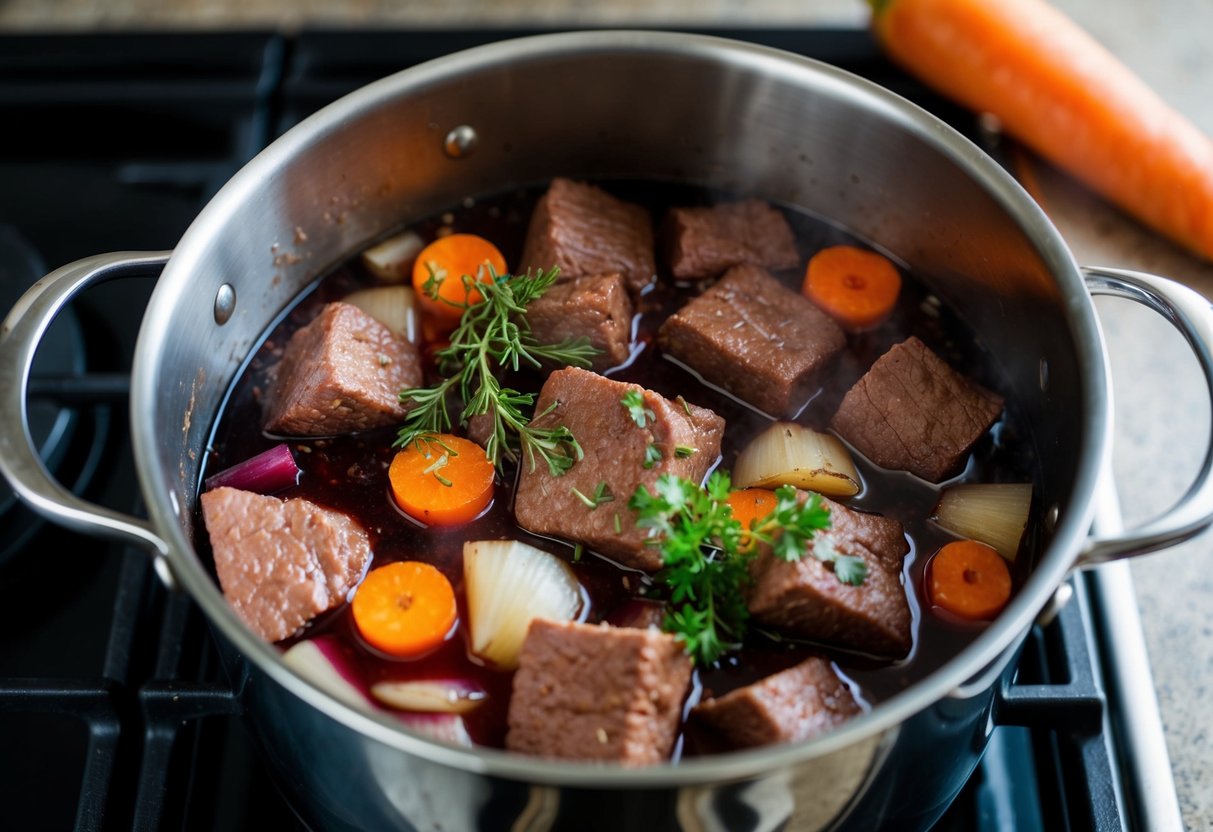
[691,657,861,749]
[658,264,845,417]
[747,495,911,657]
[519,178,656,296]
[526,273,634,371]
[514,367,723,572]
[664,199,800,282]
[200,487,372,643]
[262,302,422,436]
[465,411,495,448]
[506,619,692,766]
[831,336,1004,482]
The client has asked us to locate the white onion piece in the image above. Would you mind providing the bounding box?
[931,483,1033,562]
[396,712,473,747]
[463,540,583,670]
[732,422,861,497]
[370,679,486,714]
[281,638,370,710]
[360,229,424,282]
[343,285,419,344]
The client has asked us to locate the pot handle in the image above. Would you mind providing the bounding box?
[1075,266,1213,568]
[0,252,173,560]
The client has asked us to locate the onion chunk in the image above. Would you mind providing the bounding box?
[733,422,861,497]
[931,482,1032,562]
[360,229,424,282]
[463,540,583,669]
[343,285,419,344]
[371,679,486,714]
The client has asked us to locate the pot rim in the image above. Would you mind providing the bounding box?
[133,29,1109,787]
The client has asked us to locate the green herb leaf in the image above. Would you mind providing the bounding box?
[629,473,855,667]
[395,266,601,476]
[833,555,869,586]
[621,389,655,428]
[643,443,663,469]
[571,480,615,510]
[674,445,697,458]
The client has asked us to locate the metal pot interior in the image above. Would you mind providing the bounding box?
[132,31,1107,781]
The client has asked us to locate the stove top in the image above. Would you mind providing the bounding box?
[0,27,1178,831]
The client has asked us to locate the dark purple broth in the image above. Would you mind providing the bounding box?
[198,182,1036,754]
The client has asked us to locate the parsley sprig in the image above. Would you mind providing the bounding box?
[394,267,599,475]
[629,472,866,666]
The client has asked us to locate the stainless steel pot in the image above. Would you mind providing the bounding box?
[3,31,1212,832]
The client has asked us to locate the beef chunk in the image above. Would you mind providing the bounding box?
[691,657,861,750]
[658,264,845,417]
[200,487,372,643]
[747,495,911,657]
[513,367,723,572]
[526,273,634,371]
[506,619,692,766]
[465,411,495,448]
[831,336,1004,482]
[664,199,800,282]
[519,178,656,295]
[262,302,422,436]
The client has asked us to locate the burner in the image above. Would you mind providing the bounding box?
[0,224,85,562]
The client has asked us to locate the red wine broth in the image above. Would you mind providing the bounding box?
[198,181,1037,755]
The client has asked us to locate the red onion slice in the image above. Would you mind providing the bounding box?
[281,637,371,709]
[204,443,300,494]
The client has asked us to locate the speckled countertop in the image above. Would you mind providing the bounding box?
[3,0,1211,827]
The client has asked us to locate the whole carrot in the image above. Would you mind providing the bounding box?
[869,0,1213,262]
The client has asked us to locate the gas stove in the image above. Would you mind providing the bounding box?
[0,28,1180,831]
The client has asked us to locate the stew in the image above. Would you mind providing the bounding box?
[197,178,1037,764]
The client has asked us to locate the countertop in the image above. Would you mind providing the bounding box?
[2,0,1210,828]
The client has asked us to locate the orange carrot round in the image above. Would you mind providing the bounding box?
[803,245,902,331]
[726,488,778,549]
[411,234,506,329]
[352,561,457,658]
[389,434,494,526]
[926,539,1012,621]
[869,0,1213,262]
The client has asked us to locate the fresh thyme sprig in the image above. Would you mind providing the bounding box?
[629,472,863,666]
[394,267,599,475]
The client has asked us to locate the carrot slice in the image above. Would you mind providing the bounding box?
[869,0,1213,262]
[926,539,1012,621]
[411,234,506,329]
[726,488,778,549]
[389,434,494,526]
[803,245,902,332]
[352,561,457,658]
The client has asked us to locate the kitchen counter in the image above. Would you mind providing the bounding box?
[2,0,1210,828]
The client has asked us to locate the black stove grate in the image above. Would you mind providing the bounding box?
[0,27,1144,832]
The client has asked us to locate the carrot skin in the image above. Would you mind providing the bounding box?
[871,0,1213,261]
[926,540,1012,620]
[803,245,901,332]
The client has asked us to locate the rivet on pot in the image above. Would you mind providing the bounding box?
[214,283,236,325]
[1038,358,1049,392]
[444,125,478,159]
